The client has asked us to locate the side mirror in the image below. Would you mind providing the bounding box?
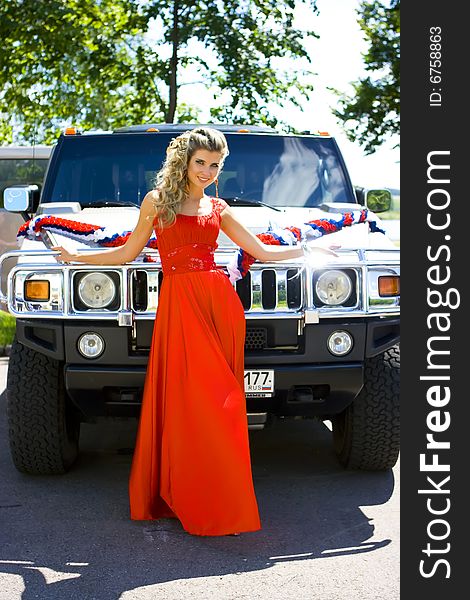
[354,186,365,206]
[3,184,40,213]
[365,189,392,213]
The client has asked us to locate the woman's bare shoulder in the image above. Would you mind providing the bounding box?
[141,190,159,212]
[143,189,160,203]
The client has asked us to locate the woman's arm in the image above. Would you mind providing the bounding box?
[51,193,157,265]
[220,206,336,262]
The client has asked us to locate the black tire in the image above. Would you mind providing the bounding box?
[332,345,400,470]
[6,339,80,474]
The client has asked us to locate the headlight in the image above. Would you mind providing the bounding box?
[315,270,353,306]
[78,272,116,309]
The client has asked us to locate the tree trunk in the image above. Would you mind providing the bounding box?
[166,1,179,123]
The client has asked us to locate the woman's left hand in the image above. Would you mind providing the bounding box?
[302,242,340,258]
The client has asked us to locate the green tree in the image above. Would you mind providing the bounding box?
[0,0,318,144]
[331,0,399,154]
[0,0,155,143]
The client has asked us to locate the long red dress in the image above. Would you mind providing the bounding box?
[128,196,261,536]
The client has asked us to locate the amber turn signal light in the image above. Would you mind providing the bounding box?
[24,280,50,301]
[378,276,400,297]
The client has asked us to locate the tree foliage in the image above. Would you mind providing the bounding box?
[331,0,399,154]
[0,0,318,144]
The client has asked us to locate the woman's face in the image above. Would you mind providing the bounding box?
[186,149,223,192]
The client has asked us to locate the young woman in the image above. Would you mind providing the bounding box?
[52,127,335,536]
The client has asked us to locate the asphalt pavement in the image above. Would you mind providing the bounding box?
[0,357,399,600]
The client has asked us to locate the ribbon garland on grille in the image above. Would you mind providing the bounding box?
[226,209,385,282]
[17,210,385,282]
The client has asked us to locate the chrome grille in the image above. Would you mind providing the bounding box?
[235,268,302,312]
[130,266,302,314]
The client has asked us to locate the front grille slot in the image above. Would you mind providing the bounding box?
[236,272,252,310]
[132,270,148,311]
[261,270,276,309]
[287,269,302,309]
[132,269,161,312]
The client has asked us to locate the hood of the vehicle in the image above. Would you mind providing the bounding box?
[18,206,141,262]
[17,203,396,262]
[216,205,395,251]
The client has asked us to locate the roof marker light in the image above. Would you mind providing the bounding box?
[237,128,250,133]
[64,126,79,135]
[146,127,159,132]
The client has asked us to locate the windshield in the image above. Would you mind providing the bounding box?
[43,132,356,207]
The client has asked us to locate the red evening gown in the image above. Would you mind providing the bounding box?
[128,196,261,536]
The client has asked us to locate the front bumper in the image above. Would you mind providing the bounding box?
[14,316,399,419]
[63,361,364,419]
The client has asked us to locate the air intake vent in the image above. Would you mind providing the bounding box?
[245,328,267,350]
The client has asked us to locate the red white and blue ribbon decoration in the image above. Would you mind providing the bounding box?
[17,210,385,280]
[226,209,385,282]
[17,215,159,249]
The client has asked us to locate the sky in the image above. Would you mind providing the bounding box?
[176,0,400,191]
[287,0,400,191]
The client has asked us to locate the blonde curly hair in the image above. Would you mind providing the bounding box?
[150,127,229,230]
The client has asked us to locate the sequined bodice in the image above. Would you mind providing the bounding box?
[155,197,226,276]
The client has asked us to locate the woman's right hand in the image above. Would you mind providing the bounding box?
[50,246,79,264]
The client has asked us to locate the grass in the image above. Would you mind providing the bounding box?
[0,310,16,346]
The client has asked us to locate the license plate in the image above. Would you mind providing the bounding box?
[244,369,274,397]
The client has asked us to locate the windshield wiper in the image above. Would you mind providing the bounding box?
[224,197,282,212]
[81,201,138,208]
